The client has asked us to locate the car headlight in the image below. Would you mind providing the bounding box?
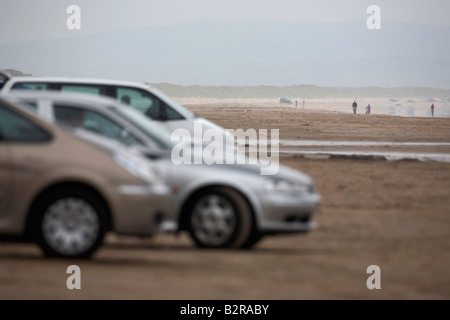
[113,152,162,183]
[264,178,313,195]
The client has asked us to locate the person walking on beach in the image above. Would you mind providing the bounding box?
[365,104,371,114]
[352,100,358,114]
[430,103,435,117]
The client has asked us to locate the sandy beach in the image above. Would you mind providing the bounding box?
[1,101,450,300]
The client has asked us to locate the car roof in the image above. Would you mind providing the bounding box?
[4,75,155,90]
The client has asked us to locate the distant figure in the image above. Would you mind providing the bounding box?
[302,100,305,109]
[430,103,435,117]
[352,100,358,114]
[295,100,298,107]
[365,104,371,114]
[279,97,292,105]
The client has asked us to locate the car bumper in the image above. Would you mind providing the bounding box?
[111,184,171,236]
[256,192,321,234]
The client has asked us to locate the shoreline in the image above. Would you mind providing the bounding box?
[174,97,450,118]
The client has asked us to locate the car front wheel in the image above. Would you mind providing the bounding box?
[32,188,107,258]
[187,187,254,249]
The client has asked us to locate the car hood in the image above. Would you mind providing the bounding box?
[154,147,313,187]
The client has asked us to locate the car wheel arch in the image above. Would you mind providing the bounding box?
[177,184,258,232]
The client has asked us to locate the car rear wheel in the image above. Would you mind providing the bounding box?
[32,188,107,258]
[187,187,254,249]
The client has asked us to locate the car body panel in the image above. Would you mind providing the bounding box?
[0,143,12,219]
[163,161,321,234]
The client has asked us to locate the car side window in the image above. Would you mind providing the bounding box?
[164,103,184,120]
[116,87,184,121]
[11,82,50,91]
[60,84,103,96]
[116,87,162,119]
[53,104,145,147]
[0,103,51,142]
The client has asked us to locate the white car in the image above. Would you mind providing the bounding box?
[0,71,227,137]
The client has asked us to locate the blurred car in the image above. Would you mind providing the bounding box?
[0,96,171,258]
[0,73,229,138]
[4,92,322,249]
[279,97,292,105]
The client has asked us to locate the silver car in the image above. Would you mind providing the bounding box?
[4,92,322,249]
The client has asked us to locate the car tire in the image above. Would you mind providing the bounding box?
[241,231,264,249]
[187,187,254,249]
[32,187,107,258]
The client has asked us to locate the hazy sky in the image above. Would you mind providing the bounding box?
[1,0,449,44]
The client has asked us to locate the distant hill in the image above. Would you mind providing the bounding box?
[2,68,449,99]
[0,69,32,76]
[150,83,450,99]
[1,20,449,88]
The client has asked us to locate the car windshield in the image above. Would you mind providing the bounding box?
[147,85,197,119]
[109,105,175,150]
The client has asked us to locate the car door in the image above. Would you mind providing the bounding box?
[50,102,149,148]
[0,101,52,223]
